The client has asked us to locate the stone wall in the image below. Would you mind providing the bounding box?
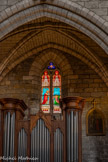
[0,54,108,161]
[0,0,108,21]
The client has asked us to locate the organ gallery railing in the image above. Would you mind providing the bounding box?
[0,97,85,162]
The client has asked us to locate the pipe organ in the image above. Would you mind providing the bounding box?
[31,119,50,162]
[0,97,85,162]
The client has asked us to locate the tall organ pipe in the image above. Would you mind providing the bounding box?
[67,112,70,161]
[12,113,15,158]
[40,119,42,162]
[76,112,78,161]
[4,114,7,158]
[45,126,47,162]
[3,112,15,161]
[54,128,63,162]
[31,131,33,159]
[10,113,13,160]
[33,129,34,159]
[37,120,39,160]
[46,127,48,162]
[48,128,50,162]
[66,111,79,162]
[6,113,10,158]
[42,120,44,162]
[71,111,74,162]
[35,126,37,159]
[74,112,77,161]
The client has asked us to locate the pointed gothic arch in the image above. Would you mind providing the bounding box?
[29,50,73,97]
[0,0,107,53]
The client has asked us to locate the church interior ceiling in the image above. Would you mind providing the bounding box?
[0,17,108,86]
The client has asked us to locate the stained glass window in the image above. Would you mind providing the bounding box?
[41,71,50,113]
[47,62,56,70]
[53,71,61,113]
[41,64,61,113]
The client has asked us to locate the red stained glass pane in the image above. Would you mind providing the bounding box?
[42,71,50,87]
[53,70,61,87]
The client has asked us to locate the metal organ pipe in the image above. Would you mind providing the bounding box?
[6,112,10,158]
[3,112,15,161]
[70,111,74,162]
[66,111,79,162]
[76,112,78,161]
[44,125,47,162]
[18,131,20,162]
[37,120,39,160]
[59,129,61,162]
[35,126,37,159]
[57,129,59,162]
[33,129,35,161]
[12,113,15,158]
[39,119,42,162]
[48,128,50,162]
[10,113,13,161]
[67,112,71,162]
[42,120,44,162]
[31,131,33,160]
[18,128,27,162]
[61,130,63,162]
[4,113,7,158]
[31,118,50,162]
[46,128,49,162]
[74,112,76,161]
[54,128,63,162]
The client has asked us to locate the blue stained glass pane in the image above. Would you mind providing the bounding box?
[47,62,56,69]
[42,88,50,95]
[42,88,50,105]
[53,87,60,95]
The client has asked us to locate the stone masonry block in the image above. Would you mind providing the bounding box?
[99,1,108,8]
[85,1,98,9]
[8,0,19,5]
[91,8,107,16]
[0,0,8,5]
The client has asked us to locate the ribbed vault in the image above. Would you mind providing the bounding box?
[0,4,108,87]
[0,17,108,87]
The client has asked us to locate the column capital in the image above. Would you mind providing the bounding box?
[60,96,85,111]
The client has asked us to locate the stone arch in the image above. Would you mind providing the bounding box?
[0,0,107,54]
[28,50,73,97]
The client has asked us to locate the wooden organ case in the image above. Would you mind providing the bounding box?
[0,97,85,162]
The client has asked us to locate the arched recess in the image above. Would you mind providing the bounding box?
[86,108,105,136]
[0,0,108,54]
[29,50,73,97]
